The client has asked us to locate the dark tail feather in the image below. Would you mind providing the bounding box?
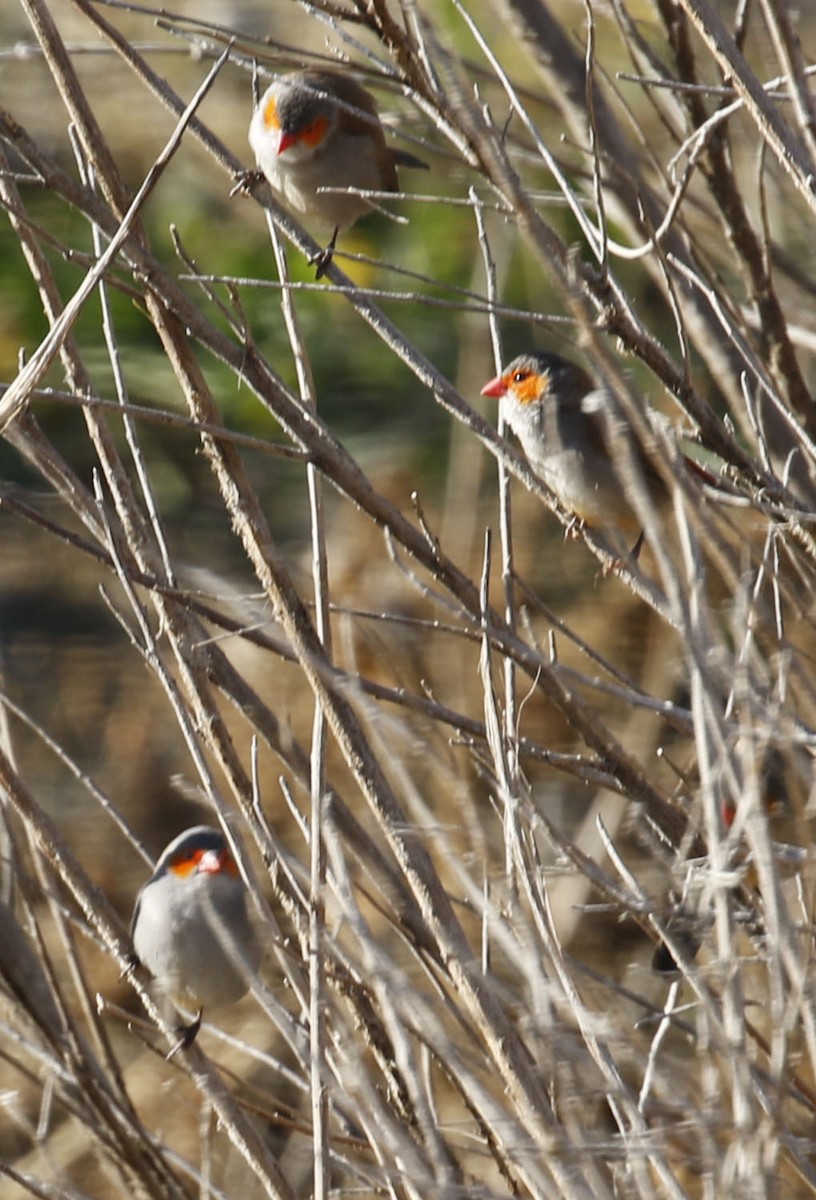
[392,147,430,170]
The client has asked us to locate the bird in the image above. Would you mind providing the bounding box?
[247,68,427,277]
[130,825,260,1050]
[481,350,670,559]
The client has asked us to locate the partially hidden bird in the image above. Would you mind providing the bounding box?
[130,825,260,1049]
[248,68,427,277]
[481,351,674,559]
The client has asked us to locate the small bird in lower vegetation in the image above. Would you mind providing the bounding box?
[130,825,260,1049]
[481,350,673,559]
[247,68,427,276]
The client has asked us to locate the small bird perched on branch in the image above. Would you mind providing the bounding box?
[130,825,260,1051]
[481,350,685,560]
[248,68,428,277]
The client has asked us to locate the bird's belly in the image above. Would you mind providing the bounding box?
[135,877,259,1009]
[534,449,615,525]
[271,143,383,230]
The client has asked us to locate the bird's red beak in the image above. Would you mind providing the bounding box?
[277,129,297,155]
[480,374,507,398]
[198,848,230,875]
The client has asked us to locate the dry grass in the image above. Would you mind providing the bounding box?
[2,0,816,1197]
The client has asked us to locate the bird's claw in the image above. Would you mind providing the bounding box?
[230,168,264,198]
[564,517,585,542]
[119,952,140,981]
[310,246,334,279]
[600,530,646,577]
[310,227,340,279]
[165,1010,202,1060]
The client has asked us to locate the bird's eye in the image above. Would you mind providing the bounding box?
[513,371,529,384]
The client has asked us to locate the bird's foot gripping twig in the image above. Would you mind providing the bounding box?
[165,1009,203,1060]
[229,168,265,198]
[311,227,339,279]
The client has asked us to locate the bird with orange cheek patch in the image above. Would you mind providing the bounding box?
[248,69,427,277]
[130,825,260,1050]
[481,351,673,559]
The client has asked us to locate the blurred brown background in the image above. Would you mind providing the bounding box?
[2,0,816,1196]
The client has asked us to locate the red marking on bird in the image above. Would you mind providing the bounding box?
[169,847,237,877]
[480,373,507,399]
[297,115,329,149]
[481,367,550,406]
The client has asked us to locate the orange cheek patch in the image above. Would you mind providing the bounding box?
[169,855,199,878]
[263,97,281,131]
[168,848,239,877]
[510,371,548,406]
